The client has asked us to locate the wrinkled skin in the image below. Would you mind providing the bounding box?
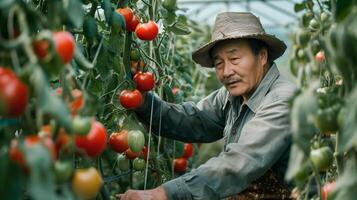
[117,187,167,200]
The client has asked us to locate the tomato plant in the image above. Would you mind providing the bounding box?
[109,130,129,153]
[135,21,159,41]
[72,167,103,200]
[74,121,107,157]
[119,89,142,109]
[133,71,155,92]
[0,67,28,117]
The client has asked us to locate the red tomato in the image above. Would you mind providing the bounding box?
[116,7,134,29]
[0,67,28,117]
[119,89,142,109]
[75,121,107,157]
[109,130,129,153]
[315,51,325,63]
[125,148,140,160]
[172,87,180,96]
[32,40,50,60]
[133,72,155,92]
[321,181,336,200]
[135,21,159,41]
[127,15,140,32]
[182,143,194,159]
[53,31,75,64]
[173,157,188,173]
[9,139,26,167]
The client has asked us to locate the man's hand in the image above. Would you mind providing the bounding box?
[117,186,168,200]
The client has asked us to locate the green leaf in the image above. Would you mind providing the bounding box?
[74,47,94,69]
[121,114,147,134]
[163,84,174,102]
[101,0,113,25]
[168,23,191,35]
[83,16,98,42]
[0,0,14,9]
[335,0,357,22]
[111,11,126,33]
[339,87,357,152]
[294,3,305,13]
[66,0,85,28]
[26,145,57,200]
[285,144,310,184]
[291,90,318,152]
[31,67,72,132]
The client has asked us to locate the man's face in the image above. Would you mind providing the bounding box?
[211,39,268,99]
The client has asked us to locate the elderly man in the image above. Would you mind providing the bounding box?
[118,12,296,200]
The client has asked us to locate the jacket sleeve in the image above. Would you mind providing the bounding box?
[134,87,227,143]
[162,95,293,200]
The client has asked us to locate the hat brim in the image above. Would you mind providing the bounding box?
[192,34,287,68]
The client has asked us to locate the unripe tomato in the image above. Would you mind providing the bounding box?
[74,121,107,157]
[315,51,325,63]
[162,0,177,10]
[133,158,146,171]
[0,67,29,117]
[117,154,130,171]
[320,12,330,23]
[127,15,140,32]
[182,143,194,159]
[321,181,336,200]
[133,72,155,92]
[125,148,140,160]
[32,39,50,60]
[72,167,103,200]
[173,157,188,173]
[130,49,140,61]
[296,29,310,47]
[116,7,134,29]
[128,130,145,153]
[109,130,129,153]
[309,18,320,30]
[135,21,159,41]
[119,89,142,109]
[54,161,73,184]
[53,31,75,64]
[72,116,92,136]
[310,147,334,171]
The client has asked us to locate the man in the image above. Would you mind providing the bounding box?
[118,12,296,200]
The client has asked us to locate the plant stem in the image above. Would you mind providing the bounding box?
[335,132,344,175]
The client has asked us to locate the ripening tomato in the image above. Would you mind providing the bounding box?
[119,89,142,109]
[321,181,336,200]
[125,148,140,160]
[74,121,107,157]
[182,143,194,159]
[72,116,92,136]
[32,39,50,60]
[0,67,28,117]
[172,87,180,96]
[72,167,103,200]
[116,7,134,28]
[174,157,188,173]
[127,15,140,32]
[109,130,129,153]
[315,51,325,63]
[53,31,75,64]
[135,21,159,41]
[140,145,148,160]
[133,72,155,92]
[128,130,145,153]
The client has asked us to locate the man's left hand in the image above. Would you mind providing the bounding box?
[116,186,168,200]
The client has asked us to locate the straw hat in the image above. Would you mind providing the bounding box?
[192,12,287,68]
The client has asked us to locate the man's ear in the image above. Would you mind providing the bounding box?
[259,48,268,66]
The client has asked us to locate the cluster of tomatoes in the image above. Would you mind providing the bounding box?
[109,130,147,171]
[116,7,159,41]
[173,143,194,173]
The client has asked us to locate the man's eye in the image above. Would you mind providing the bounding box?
[214,62,222,67]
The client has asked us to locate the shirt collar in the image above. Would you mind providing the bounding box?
[223,63,280,113]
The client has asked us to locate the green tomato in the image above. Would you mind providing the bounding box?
[128,130,145,153]
[72,116,92,136]
[296,29,310,47]
[320,12,330,23]
[310,147,334,172]
[54,161,73,184]
[133,158,146,171]
[309,19,320,31]
[117,154,130,171]
[130,49,140,61]
[314,105,341,134]
[162,0,177,11]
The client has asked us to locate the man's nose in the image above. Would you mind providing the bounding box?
[223,62,234,78]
